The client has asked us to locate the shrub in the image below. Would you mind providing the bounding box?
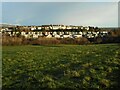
[31,37,60,45]
[2,36,90,46]
[2,36,23,45]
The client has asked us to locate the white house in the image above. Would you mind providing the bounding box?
[62,34,71,38]
[80,26,84,29]
[97,32,100,34]
[66,26,72,29]
[59,32,63,35]
[102,31,108,34]
[1,29,6,32]
[85,27,90,30]
[78,32,82,35]
[21,32,26,35]
[60,25,66,30]
[87,31,91,34]
[52,25,60,30]
[8,32,12,35]
[73,34,82,38]
[44,32,49,36]
[52,31,57,35]
[72,26,79,29]
[24,34,30,38]
[46,34,52,38]
[33,34,39,38]
[31,27,36,30]
[38,26,42,30]
[54,34,60,38]
[68,32,72,35]
[92,32,97,34]
[42,25,50,30]
[13,32,16,35]
[1,28,11,32]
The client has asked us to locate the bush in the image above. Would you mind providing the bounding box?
[2,36,90,46]
[58,37,89,45]
[2,36,23,45]
[31,37,60,45]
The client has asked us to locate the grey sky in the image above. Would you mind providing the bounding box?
[1,1,118,27]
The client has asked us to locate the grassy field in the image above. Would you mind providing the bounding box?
[2,44,120,89]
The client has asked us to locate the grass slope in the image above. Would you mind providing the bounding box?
[2,44,120,89]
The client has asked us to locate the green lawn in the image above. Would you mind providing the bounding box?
[2,44,120,89]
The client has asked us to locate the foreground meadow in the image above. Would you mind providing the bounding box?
[2,44,120,89]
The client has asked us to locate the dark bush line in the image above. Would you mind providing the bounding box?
[88,36,120,44]
[2,35,120,46]
[2,36,90,45]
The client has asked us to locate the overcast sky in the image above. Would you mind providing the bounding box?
[1,1,118,27]
[1,0,119,2]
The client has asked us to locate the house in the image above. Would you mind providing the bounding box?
[62,34,71,38]
[42,25,50,30]
[36,32,40,35]
[102,31,108,34]
[60,25,66,30]
[28,32,32,35]
[61,32,65,35]
[97,32,99,34]
[12,32,16,35]
[85,26,90,30]
[16,32,19,34]
[87,31,91,34]
[44,32,48,36]
[21,32,26,36]
[24,34,30,38]
[46,34,52,38]
[72,26,79,29]
[1,28,6,32]
[52,31,57,35]
[73,32,78,35]
[64,31,69,35]
[92,32,97,34]
[31,26,36,30]
[66,26,72,29]
[87,34,94,38]
[80,26,84,30]
[1,28,13,32]
[68,32,72,35]
[33,34,39,38]
[51,25,60,30]
[7,32,12,35]
[54,34,61,38]
[37,26,42,30]
[39,32,43,36]
[73,34,82,38]
[78,32,82,35]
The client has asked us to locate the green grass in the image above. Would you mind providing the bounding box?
[2,44,120,89]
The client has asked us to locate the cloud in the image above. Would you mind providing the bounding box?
[1,0,120,2]
[56,2,118,27]
[2,2,118,27]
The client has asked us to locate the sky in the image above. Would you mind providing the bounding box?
[1,0,120,2]
[1,1,119,27]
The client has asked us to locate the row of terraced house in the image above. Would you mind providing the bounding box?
[0,24,108,39]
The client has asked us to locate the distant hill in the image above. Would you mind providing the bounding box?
[99,27,118,31]
[0,23,19,28]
